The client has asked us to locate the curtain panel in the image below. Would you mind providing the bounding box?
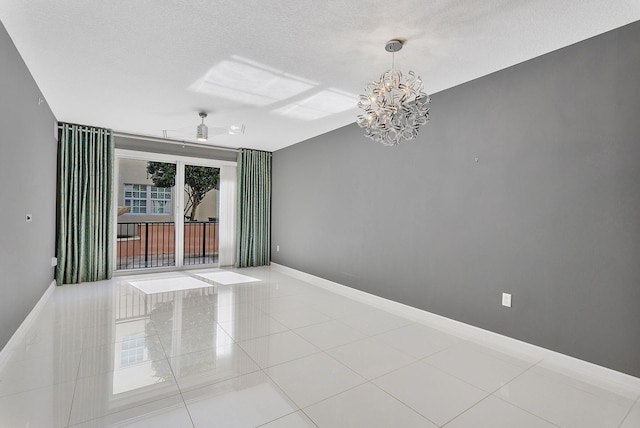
[236,148,271,267]
[218,164,237,267]
[56,123,114,284]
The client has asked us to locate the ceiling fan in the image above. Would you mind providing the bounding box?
[162,112,245,142]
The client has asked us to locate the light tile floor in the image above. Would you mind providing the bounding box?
[0,267,638,427]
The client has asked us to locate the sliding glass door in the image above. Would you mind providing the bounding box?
[182,164,220,266]
[115,150,235,272]
[116,158,177,270]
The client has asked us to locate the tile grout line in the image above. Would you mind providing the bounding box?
[254,410,319,428]
[65,301,87,428]
[366,380,440,426]
[247,316,403,425]
[158,332,197,428]
[439,394,494,428]
[616,393,640,428]
[530,360,640,408]
[485,361,563,428]
[413,343,538,397]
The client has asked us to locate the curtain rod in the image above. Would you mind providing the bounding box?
[112,131,239,153]
[56,124,239,153]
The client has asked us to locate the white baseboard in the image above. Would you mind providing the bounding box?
[270,263,640,391]
[0,279,56,369]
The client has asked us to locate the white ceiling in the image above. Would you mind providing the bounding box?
[1,1,639,152]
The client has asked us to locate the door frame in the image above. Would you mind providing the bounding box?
[113,149,237,272]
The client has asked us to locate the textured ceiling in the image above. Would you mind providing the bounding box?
[1,1,639,152]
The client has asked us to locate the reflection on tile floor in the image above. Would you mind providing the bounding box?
[0,266,638,427]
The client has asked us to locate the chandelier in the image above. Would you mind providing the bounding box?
[357,39,431,146]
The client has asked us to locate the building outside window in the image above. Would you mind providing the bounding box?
[124,183,171,215]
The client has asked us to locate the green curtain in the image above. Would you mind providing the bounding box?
[56,123,114,284]
[236,148,272,267]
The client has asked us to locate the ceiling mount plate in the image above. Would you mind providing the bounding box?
[385,39,403,53]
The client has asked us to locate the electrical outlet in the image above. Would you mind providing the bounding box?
[51,257,58,267]
[502,293,512,308]
[276,245,280,252]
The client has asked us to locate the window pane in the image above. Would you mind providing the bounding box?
[123,183,151,215]
[149,185,171,215]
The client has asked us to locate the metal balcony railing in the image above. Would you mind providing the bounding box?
[116,221,218,270]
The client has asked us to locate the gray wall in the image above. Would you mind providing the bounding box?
[272,22,640,377]
[0,21,57,350]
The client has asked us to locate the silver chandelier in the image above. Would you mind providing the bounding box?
[357,39,431,146]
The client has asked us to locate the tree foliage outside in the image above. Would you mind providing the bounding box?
[146,162,219,221]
